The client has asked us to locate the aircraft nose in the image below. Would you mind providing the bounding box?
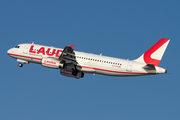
[7,48,13,55]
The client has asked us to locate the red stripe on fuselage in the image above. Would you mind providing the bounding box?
[8,53,154,75]
[81,66,154,75]
[8,53,42,60]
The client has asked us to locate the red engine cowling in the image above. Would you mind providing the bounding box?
[41,58,63,69]
[60,69,84,79]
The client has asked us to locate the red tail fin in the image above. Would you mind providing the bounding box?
[134,38,170,66]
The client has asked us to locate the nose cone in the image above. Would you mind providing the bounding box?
[7,48,13,55]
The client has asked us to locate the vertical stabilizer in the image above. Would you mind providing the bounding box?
[134,38,170,66]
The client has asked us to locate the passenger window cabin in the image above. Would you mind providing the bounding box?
[75,55,121,66]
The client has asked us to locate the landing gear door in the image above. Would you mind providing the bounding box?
[126,62,133,72]
[23,45,30,54]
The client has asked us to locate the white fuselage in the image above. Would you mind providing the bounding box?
[7,43,166,77]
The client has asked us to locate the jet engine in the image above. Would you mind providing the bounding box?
[60,69,84,79]
[41,58,63,69]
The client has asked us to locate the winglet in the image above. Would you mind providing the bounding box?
[70,44,75,49]
[134,38,170,66]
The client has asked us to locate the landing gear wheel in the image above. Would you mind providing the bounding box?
[18,63,23,67]
[81,72,84,78]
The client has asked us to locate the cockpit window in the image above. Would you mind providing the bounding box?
[15,45,20,48]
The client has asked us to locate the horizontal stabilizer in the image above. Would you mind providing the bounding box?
[143,64,156,70]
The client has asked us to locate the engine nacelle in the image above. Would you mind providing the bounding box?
[41,58,63,69]
[60,69,84,79]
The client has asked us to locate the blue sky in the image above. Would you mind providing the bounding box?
[1,0,180,120]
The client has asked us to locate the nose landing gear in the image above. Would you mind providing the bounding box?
[17,59,29,67]
[18,63,23,67]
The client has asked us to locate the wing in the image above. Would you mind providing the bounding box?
[59,45,76,64]
[59,45,81,71]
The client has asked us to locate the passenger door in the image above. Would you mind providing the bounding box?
[23,45,30,54]
[126,62,133,72]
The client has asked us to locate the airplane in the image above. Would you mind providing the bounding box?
[7,38,170,79]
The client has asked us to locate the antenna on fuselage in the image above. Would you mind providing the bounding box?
[32,42,34,44]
